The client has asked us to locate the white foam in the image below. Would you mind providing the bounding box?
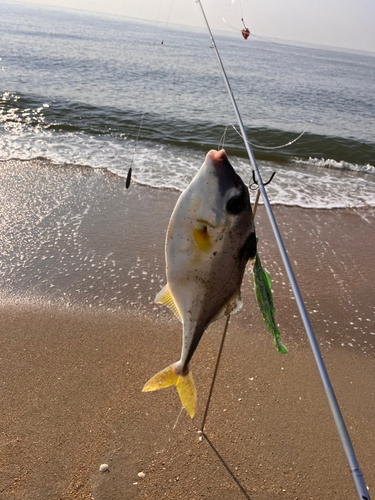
[295,157,375,176]
[1,126,374,209]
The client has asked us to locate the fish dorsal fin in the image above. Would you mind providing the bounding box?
[155,284,183,322]
[193,224,212,253]
[209,289,243,325]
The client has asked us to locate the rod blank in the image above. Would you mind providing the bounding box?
[195,1,370,498]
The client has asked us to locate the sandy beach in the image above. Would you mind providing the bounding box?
[0,159,374,499]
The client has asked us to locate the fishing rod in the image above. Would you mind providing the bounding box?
[195,1,370,499]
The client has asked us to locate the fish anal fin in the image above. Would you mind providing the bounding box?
[155,284,182,322]
[142,363,197,419]
[209,290,243,325]
[226,290,243,316]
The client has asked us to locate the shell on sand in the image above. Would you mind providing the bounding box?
[100,464,109,473]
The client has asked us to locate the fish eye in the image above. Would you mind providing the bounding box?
[226,192,246,215]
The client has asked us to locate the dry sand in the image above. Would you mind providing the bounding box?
[0,160,374,499]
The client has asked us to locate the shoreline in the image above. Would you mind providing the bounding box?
[1,304,374,499]
[0,159,374,499]
[1,155,374,211]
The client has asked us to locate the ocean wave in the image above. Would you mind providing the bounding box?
[1,125,375,210]
[2,91,375,210]
[294,157,375,175]
[2,91,375,170]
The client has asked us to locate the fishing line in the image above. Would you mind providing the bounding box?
[155,405,185,455]
[222,0,246,33]
[250,120,314,149]
[219,117,314,152]
[128,0,174,188]
[173,404,185,429]
[129,108,146,186]
[220,119,314,152]
[222,0,306,47]
[223,0,255,40]
[218,125,230,150]
[161,0,176,44]
[219,0,318,155]
[143,405,185,481]
[195,3,371,497]
[250,33,295,47]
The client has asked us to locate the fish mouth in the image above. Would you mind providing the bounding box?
[196,219,215,228]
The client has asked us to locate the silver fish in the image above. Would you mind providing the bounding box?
[143,149,256,418]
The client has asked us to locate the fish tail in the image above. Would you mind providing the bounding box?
[142,363,197,419]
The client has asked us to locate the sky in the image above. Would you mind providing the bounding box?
[19,0,375,53]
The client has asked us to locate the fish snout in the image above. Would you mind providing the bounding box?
[206,149,228,163]
[204,149,244,192]
[206,149,236,178]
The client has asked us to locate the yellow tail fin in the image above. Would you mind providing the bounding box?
[142,363,197,419]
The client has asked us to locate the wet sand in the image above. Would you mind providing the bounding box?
[0,159,374,499]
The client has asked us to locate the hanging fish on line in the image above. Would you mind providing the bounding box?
[143,149,257,418]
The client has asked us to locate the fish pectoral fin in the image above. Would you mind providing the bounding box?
[193,224,212,253]
[142,363,197,419]
[155,284,183,322]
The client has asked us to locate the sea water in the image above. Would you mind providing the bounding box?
[1,1,375,209]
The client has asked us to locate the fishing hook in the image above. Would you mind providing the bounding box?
[250,170,275,190]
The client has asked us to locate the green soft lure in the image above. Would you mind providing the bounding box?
[253,252,288,354]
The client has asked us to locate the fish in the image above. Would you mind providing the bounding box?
[142,149,257,418]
